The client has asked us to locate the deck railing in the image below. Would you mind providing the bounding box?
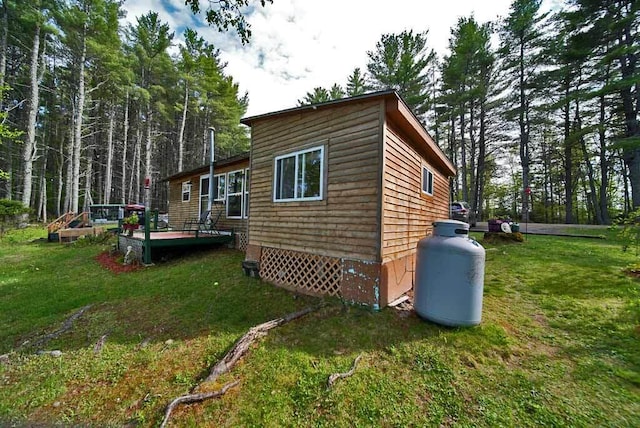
[47,211,89,234]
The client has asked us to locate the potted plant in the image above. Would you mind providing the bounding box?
[122,213,139,236]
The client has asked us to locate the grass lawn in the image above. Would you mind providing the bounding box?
[0,227,639,427]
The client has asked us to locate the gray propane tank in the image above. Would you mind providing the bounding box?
[414,219,485,326]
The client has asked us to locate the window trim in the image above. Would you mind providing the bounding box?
[243,168,250,219]
[181,181,191,202]
[421,165,434,196]
[273,145,324,202]
[214,173,226,202]
[199,174,210,218]
[226,169,245,219]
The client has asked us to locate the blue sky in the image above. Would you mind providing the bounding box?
[121,0,556,117]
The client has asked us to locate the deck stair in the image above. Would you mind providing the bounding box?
[47,211,92,242]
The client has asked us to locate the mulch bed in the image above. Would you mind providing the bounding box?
[95,251,141,274]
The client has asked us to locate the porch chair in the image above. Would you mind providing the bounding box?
[182,208,223,234]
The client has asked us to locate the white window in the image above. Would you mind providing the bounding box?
[213,174,226,202]
[422,165,433,196]
[422,166,434,196]
[199,175,209,216]
[227,170,244,219]
[182,181,191,202]
[274,146,324,202]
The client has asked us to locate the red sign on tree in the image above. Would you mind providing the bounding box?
[525,187,531,195]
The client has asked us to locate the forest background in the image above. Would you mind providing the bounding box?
[0,0,637,225]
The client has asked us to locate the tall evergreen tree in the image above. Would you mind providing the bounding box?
[499,0,549,221]
[297,87,330,106]
[345,67,367,96]
[367,29,437,120]
[565,0,639,210]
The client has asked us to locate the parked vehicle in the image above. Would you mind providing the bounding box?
[451,201,476,227]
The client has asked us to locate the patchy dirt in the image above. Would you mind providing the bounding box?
[95,251,141,274]
[623,267,640,279]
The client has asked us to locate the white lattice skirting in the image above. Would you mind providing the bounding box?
[260,247,343,296]
[236,232,248,251]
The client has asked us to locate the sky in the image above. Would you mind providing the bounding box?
[120,0,555,118]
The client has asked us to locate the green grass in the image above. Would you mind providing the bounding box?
[1,227,639,427]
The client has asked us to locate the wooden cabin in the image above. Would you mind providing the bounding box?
[164,153,250,250]
[241,91,456,308]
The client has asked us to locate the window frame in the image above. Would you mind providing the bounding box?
[181,181,191,202]
[199,174,210,218]
[273,145,324,202]
[213,173,226,203]
[243,168,250,219]
[226,169,245,219]
[421,165,434,196]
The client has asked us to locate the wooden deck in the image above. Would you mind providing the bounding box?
[124,229,234,248]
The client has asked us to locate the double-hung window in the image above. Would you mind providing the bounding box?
[213,174,226,202]
[182,181,191,202]
[227,170,244,218]
[274,146,324,202]
[422,165,434,196]
[199,175,209,216]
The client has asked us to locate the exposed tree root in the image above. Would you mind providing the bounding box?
[159,380,239,428]
[203,306,317,384]
[159,305,318,427]
[327,354,363,388]
[25,304,92,350]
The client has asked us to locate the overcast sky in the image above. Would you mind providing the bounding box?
[121,0,556,118]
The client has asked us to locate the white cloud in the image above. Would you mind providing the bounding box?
[121,0,554,117]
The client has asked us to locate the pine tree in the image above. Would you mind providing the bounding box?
[499,0,549,222]
[366,29,437,120]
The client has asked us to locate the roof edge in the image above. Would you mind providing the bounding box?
[240,90,398,125]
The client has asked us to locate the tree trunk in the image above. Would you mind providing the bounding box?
[56,138,64,217]
[121,90,129,204]
[37,146,47,222]
[598,93,611,224]
[475,98,486,222]
[144,106,153,200]
[459,107,468,203]
[177,82,188,171]
[575,101,602,224]
[83,142,94,210]
[71,25,87,213]
[617,14,640,209]
[518,37,530,222]
[0,0,7,104]
[468,99,477,213]
[63,124,74,213]
[103,105,115,204]
[21,23,42,208]
[562,81,574,224]
[130,127,141,203]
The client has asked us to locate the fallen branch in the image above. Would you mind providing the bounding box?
[93,334,108,354]
[203,306,317,384]
[159,305,319,427]
[26,305,92,350]
[327,354,363,388]
[160,380,239,428]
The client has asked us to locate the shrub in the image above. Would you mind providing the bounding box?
[0,199,30,238]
